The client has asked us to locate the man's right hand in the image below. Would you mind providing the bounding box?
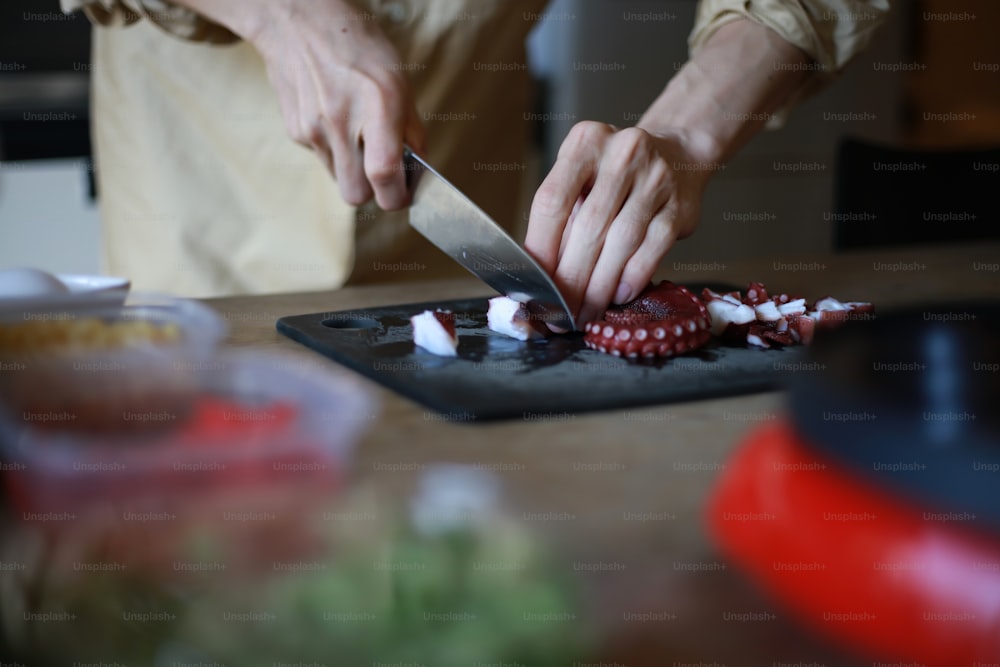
[181,0,426,210]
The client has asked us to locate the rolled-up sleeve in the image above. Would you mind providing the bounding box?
[690,0,891,124]
[60,0,238,44]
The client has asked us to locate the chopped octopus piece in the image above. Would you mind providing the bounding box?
[753,300,783,322]
[410,309,458,356]
[809,296,876,327]
[703,289,755,337]
[777,298,807,317]
[486,296,549,341]
[699,281,872,350]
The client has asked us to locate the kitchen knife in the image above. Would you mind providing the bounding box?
[404,147,576,332]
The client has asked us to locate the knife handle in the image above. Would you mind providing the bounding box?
[402,144,423,195]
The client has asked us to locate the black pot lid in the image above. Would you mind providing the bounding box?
[786,300,1000,530]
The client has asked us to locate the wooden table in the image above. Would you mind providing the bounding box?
[203,242,999,666]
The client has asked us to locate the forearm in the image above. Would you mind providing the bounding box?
[638,19,810,167]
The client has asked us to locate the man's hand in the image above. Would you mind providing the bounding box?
[174,0,425,210]
[249,0,424,209]
[524,122,715,328]
[524,19,811,328]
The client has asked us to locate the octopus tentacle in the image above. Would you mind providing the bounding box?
[583,281,712,359]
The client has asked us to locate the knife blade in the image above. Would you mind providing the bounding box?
[404,147,576,331]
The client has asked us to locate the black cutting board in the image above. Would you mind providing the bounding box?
[277,287,806,422]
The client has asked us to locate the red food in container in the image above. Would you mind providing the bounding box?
[2,351,373,515]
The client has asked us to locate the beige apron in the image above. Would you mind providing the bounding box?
[80,0,546,296]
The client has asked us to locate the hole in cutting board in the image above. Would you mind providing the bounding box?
[321,316,381,330]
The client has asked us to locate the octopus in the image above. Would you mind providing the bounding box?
[582,281,712,359]
[701,282,874,349]
[582,280,873,359]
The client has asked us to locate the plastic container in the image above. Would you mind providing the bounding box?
[0,293,226,433]
[1,348,376,517]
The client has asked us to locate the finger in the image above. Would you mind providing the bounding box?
[293,67,336,173]
[308,56,373,206]
[600,160,675,306]
[617,207,680,305]
[266,60,310,150]
[524,122,607,275]
[524,165,592,277]
[328,128,373,207]
[553,161,635,324]
[615,162,687,300]
[555,195,629,324]
[362,108,409,211]
[556,193,587,265]
[577,195,664,325]
[314,137,336,176]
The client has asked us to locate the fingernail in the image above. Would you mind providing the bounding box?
[613,282,633,305]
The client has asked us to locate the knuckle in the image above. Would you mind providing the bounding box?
[286,118,310,145]
[557,266,592,295]
[607,127,651,167]
[531,180,575,219]
[616,217,648,249]
[305,123,325,147]
[562,121,611,156]
[367,74,406,109]
[614,126,649,150]
[622,261,657,291]
[340,182,372,207]
[365,160,399,186]
[646,214,678,243]
[647,160,675,193]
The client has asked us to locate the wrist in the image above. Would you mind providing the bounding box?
[643,127,724,192]
[637,19,809,168]
[636,54,744,168]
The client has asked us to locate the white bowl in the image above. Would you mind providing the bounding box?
[57,273,131,299]
[0,269,130,316]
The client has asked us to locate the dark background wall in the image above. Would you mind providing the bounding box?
[0,1,92,161]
